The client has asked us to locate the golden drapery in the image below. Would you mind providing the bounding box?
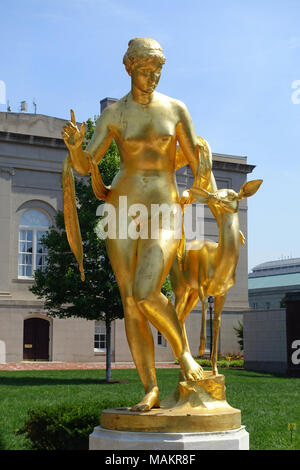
[62,155,85,281]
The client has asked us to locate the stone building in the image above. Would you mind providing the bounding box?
[248,258,300,311]
[0,101,255,363]
[244,257,300,374]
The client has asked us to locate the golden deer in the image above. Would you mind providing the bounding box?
[170,179,263,375]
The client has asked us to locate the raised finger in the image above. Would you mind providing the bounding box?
[70,109,76,125]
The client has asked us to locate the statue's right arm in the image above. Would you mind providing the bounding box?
[84,108,114,166]
[62,109,114,176]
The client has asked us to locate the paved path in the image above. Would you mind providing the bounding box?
[0,362,180,371]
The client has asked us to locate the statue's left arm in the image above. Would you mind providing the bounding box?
[175,101,217,196]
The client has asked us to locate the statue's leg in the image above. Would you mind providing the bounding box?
[105,235,159,411]
[133,233,204,381]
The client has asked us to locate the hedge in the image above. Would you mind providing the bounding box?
[16,399,129,450]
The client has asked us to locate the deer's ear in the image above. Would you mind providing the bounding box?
[190,187,211,203]
[238,179,263,200]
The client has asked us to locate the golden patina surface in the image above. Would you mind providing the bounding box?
[101,373,241,433]
[61,37,261,429]
[170,179,262,376]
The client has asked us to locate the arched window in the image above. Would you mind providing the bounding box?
[18,209,50,278]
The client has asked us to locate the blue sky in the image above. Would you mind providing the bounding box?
[1,0,300,271]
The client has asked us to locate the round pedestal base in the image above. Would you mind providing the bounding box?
[101,373,241,433]
[101,405,241,433]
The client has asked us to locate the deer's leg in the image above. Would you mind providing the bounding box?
[199,293,208,356]
[211,294,226,376]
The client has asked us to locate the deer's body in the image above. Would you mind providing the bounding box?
[170,180,262,375]
[184,214,239,295]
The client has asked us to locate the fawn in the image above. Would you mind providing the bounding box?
[170,179,262,375]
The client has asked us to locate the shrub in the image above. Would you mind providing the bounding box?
[16,399,128,450]
[233,320,244,351]
[195,358,244,369]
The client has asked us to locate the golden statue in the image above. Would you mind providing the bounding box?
[61,37,262,433]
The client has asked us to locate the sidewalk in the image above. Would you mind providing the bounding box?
[0,361,180,371]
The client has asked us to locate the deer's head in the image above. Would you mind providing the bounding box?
[190,179,263,214]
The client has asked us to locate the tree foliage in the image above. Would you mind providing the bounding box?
[233,320,244,351]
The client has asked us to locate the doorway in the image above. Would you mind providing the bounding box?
[23,318,50,361]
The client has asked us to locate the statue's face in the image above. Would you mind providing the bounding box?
[130,57,163,94]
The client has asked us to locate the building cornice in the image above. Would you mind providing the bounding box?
[212,158,255,175]
[0,131,65,149]
[0,131,256,174]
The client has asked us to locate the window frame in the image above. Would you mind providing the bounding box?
[94,321,106,352]
[18,209,50,280]
[157,330,167,348]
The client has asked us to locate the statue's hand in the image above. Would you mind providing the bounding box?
[62,109,85,152]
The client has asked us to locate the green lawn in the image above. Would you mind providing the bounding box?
[0,368,299,450]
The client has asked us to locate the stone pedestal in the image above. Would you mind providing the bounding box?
[89,425,249,450]
[89,373,249,450]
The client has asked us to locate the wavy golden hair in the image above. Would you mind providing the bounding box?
[123,37,166,74]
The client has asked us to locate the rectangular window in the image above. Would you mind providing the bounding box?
[94,321,106,351]
[157,331,167,347]
[18,229,47,279]
[18,230,33,277]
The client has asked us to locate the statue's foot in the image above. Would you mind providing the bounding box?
[212,366,218,376]
[179,352,204,381]
[130,386,160,412]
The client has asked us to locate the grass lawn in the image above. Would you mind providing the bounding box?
[0,368,299,450]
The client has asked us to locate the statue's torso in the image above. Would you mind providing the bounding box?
[106,93,181,206]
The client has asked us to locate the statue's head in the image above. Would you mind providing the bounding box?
[123,38,166,75]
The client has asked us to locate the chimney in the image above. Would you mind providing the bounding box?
[100,97,118,114]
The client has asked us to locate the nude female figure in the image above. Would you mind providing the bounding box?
[62,38,216,411]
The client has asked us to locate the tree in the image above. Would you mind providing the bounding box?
[233,320,244,351]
